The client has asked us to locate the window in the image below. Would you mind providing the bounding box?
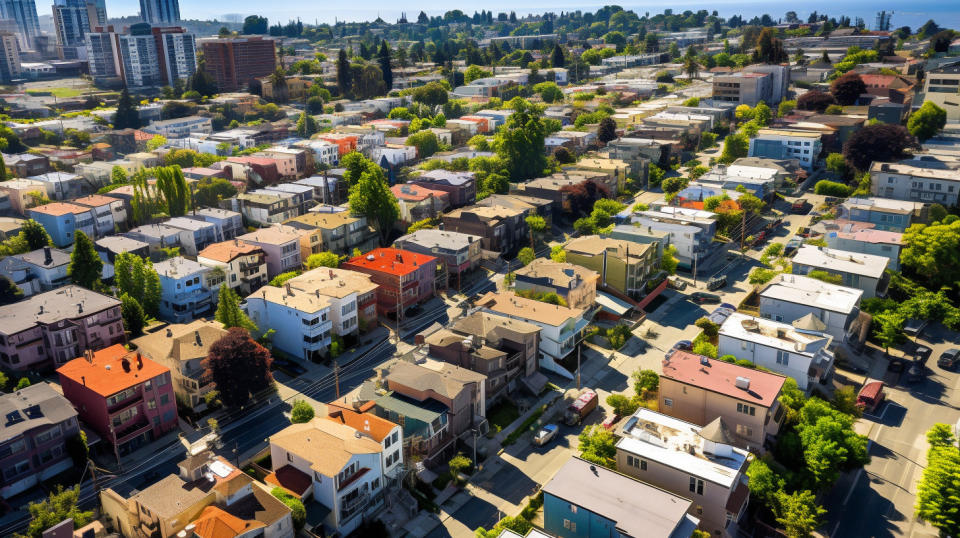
[737,403,756,416]
[663,398,673,407]
[563,519,577,532]
[160,394,169,406]
[736,424,754,437]
[569,504,578,514]
[776,350,789,365]
[689,477,704,495]
[147,399,157,410]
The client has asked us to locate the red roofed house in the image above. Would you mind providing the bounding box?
[342,248,439,318]
[317,133,359,156]
[859,73,916,105]
[57,344,178,456]
[221,156,282,186]
[659,350,787,451]
[391,183,450,226]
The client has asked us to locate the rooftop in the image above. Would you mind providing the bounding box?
[269,418,382,477]
[870,161,960,181]
[0,285,121,335]
[17,246,70,268]
[57,344,171,397]
[792,245,888,278]
[445,205,523,221]
[475,291,584,327]
[395,229,480,251]
[344,248,437,277]
[237,225,301,246]
[720,312,832,355]
[27,202,90,217]
[324,404,398,443]
[154,256,210,279]
[386,360,482,400]
[755,128,823,139]
[284,211,360,230]
[662,351,786,409]
[198,240,263,263]
[565,235,653,260]
[760,273,862,314]
[835,228,904,245]
[514,258,598,288]
[71,194,120,208]
[131,320,228,364]
[0,382,77,441]
[95,235,150,253]
[842,197,923,214]
[451,311,541,340]
[391,183,450,202]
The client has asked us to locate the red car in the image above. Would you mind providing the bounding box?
[856,380,885,414]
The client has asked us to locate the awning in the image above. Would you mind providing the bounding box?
[595,291,633,316]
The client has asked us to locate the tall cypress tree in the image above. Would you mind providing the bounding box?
[378,41,393,91]
[550,43,565,68]
[215,286,257,331]
[68,231,102,290]
[113,87,141,129]
[336,48,351,97]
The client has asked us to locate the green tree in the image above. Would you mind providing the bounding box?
[927,423,956,448]
[551,43,565,68]
[475,516,532,538]
[813,180,852,197]
[517,247,535,266]
[754,102,773,126]
[120,293,146,336]
[494,97,548,180]
[271,487,306,531]
[464,65,493,84]
[194,177,238,208]
[20,486,92,538]
[661,244,679,274]
[806,270,843,285]
[336,48,351,96]
[113,87,141,129]
[720,133,749,164]
[290,400,315,423]
[533,81,563,103]
[606,393,641,416]
[68,230,102,290]
[341,151,378,187]
[0,275,23,305]
[825,152,850,179]
[468,134,490,151]
[693,340,717,358]
[407,218,438,233]
[411,81,449,107]
[796,398,869,489]
[917,425,960,536]
[695,317,719,338]
[378,41,393,90]
[146,135,167,152]
[662,176,688,194]
[15,377,30,390]
[215,285,258,331]
[550,245,566,262]
[296,110,319,138]
[114,252,161,317]
[901,219,960,289]
[525,215,546,247]
[746,459,784,511]
[578,425,617,468]
[775,489,826,538]
[306,252,341,269]
[632,369,659,396]
[597,117,618,144]
[778,100,797,118]
[348,166,400,245]
[908,101,947,142]
[406,130,440,158]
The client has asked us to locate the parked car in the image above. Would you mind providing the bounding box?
[938,349,960,370]
[708,304,736,325]
[913,345,932,365]
[564,390,598,426]
[904,318,928,338]
[690,292,721,304]
[907,360,925,383]
[791,199,808,213]
[602,414,619,430]
[797,226,812,238]
[534,424,559,446]
[667,275,687,290]
[856,380,885,414]
[887,357,907,373]
[706,275,727,291]
[665,340,693,359]
[784,237,803,256]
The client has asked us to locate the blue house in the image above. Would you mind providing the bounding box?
[154,256,214,323]
[26,202,95,247]
[836,197,923,233]
[542,457,698,538]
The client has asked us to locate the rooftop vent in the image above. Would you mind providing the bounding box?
[735,376,750,390]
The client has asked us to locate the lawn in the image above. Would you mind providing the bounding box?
[26,87,85,98]
[487,399,520,433]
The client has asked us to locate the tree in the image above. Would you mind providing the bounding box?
[825,152,850,179]
[271,487,306,531]
[114,252,161,317]
[296,110,319,138]
[901,219,960,289]
[146,135,167,152]
[290,400,315,423]
[215,285,258,331]
[113,87,141,129]
[578,425,617,468]
[695,317,720,338]
[917,424,960,536]
[20,220,52,250]
[533,81,563,103]
[494,97,548,180]
[908,101,947,142]
[242,15,268,34]
[120,293,146,336]
[778,100,797,118]
[15,377,30,390]
[411,81,449,107]
[306,252,341,269]
[406,130,440,159]
[661,244,679,274]
[205,328,274,407]
[68,231,102,290]
[797,90,836,113]
[65,431,88,467]
[606,393,641,416]
[550,245,566,263]
[154,166,191,217]
[551,43,565,68]
[775,489,826,538]
[378,41,393,91]
[720,133,749,164]
[746,459,784,511]
[597,117,617,144]
[21,486,92,538]
[517,247,535,266]
[813,180,852,197]
[464,65,493,84]
[830,72,867,106]
[336,48,351,96]
[553,146,575,164]
[525,215,546,248]
[632,369,659,396]
[348,166,400,245]
[662,176,688,194]
[195,177,238,207]
[0,275,22,305]
[795,397,869,489]
[930,30,955,53]
[843,124,916,171]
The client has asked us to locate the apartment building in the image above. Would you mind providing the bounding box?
[342,248,439,319]
[27,202,95,247]
[143,115,212,138]
[197,240,268,296]
[124,223,182,255]
[870,161,960,206]
[442,204,526,255]
[718,312,834,391]
[835,197,924,232]
[512,258,598,310]
[712,65,789,106]
[408,170,477,207]
[237,225,303,279]
[0,383,80,497]
[564,236,657,301]
[0,178,51,215]
[661,351,786,451]
[758,274,862,342]
[200,36,277,92]
[791,245,889,299]
[263,183,316,215]
[393,229,482,291]
[71,194,127,235]
[153,256,214,323]
[825,226,904,271]
[236,191,300,226]
[391,183,450,226]
[130,320,228,410]
[185,207,244,240]
[164,216,219,256]
[921,63,960,121]
[749,129,822,171]
[0,285,124,370]
[284,211,378,257]
[57,344,178,456]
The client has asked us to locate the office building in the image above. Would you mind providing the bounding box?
[0,31,19,82]
[200,36,276,92]
[52,0,90,60]
[139,0,178,25]
[0,0,39,50]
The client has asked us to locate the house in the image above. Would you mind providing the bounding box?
[0,216,24,240]
[0,285,124,370]
[143,115,212,138]
[320,402,405,480]
[235,191,300,226]
[5,153,50,177]
[825,226,904,271]
[267,418,386,536]
[391,183,450,226]
[296,173,348,205]
[197,240,268,296]
[257,147,314,179]
[263,183,317,215]
[0,383,80,497]
[615,409,751,536]
[660,351,786,451]
[835,197,924,232]
[475,291,588,379]
[0,178,51,215]
[237,226,303,279]
[442,204,527,255]
[564,236,658,301]
[475,193,554,227]
[283,211,378,257]
[244,268,379,361]
[130,320,228,410]
[164,217,220,256]
[791,245,889,299]
[718,312,834,391]
[0,246,70,296]
[516,172,618,214]
[921,63,960,121]
[513,258,598,309]
[696,164,778,199]
[154,257,215,323]
[869,161,960,206]
[71,194,127,235]
[57,344,178,456]
[542,456,698,538]
[393,229,482,291]
[27,172,83,201]
[124,223,183,254]
[447,311,544,393]
[222,156,282,186]
[95,235,150,264]
[26,202,95,247]
[748,129,822,171]
[342,248,439,319]
[712,65,789,105]
[627,213,716,271]
[100,452,293,538]
[185,207,244,241]
[758,273,862,342]
[408,170,477,208]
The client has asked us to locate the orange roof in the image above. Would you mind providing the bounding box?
[198,240,262,262]
[662,351,786,408]
[344,248,437,277]
[27,202,90,216]
[72,194,120,208]
[57,344,171,397]
[391,184,449,202]
[324,405,397,442]
[228,156,278,167]
[192,505,264,538]
[264,465,312,498]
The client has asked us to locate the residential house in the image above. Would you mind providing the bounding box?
[475,291,588,378]
[124,223,183,255]
[197,240,268,296]
[542,456,698,538]
[0,178,51,215]
[0,383,80,497]
[283,211,378,257]
[71,194,127,235]
[154,257,214,323]
[448,310,543,391]
[57,344,178,456]
[513,258,598,309]
[475,193,554,227]
[660,351,786,451]
[237,226,303,279]
[164,217,219,256]
[632,207,720,270]
[712,65,789,105]
[293,140,340,167]
[319,403,405,481]
[564,236,657,301]
[442,204,526,255]
[185,207,244,241]
[758,273,862,342]
[835,197,925,232]
[696,164,778,200]
[27,172,83,201]
[0,285,124,370]
[791,245,889,299]
[869,161,960,206]
[748,129,822,171]
[27,202,95,247]
[95,236,150,264]
[391,183,450,226]
[342,248,439,319]
[130,320,228,410]
[5,153,50,177]
[143,115,212,138]
[257,146,314,179]
[263,183,316,215]
[516,172,618,214]
[0,246,70,296]
[393,229,482,291]
[718,312,834,391]
[0,217,23,240]
[825,227,904,271]
[615,409,751,536]
[409,170,477,208]
[235,191,299,226]
[295,173,348,205]
[221,156,281,186]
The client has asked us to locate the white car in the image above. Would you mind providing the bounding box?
[534,424,559,446]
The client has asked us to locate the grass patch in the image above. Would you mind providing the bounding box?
[26,87,85,98]
[487,400,520,434]
[503,404,546,446]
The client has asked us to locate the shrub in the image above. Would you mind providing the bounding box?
[813,180,852,197]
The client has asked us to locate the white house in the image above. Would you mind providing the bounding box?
[759,274,863,342]
[718,312,834,391]
[749,129,822,171]
[791,245,889,299]
[869,161,960,206]
[0,246,70,296]
[143,115,213,138]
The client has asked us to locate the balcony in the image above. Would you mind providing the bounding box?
[114,419,151,443]
[339,490,371,522]
[107,388,143,415]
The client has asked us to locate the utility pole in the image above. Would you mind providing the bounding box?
[334,360,341,398]
[576,345,581,390]
[740,210,746,251]
[692,252,698,286]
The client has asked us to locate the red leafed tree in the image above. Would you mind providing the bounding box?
[830,72,867,106]
[204,327,274,408]
[560,180,611,217]
[797,90,836,113]
[842,123,917,171]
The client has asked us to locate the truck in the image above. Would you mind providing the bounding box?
[565,389,598,426]
[856,379,885,413]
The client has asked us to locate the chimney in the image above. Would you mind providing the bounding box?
[81,376,85,385]
[166,328,173,337]
[194,330,202,346]
[121,358,131,372]
[43,246,52,265]
[77,303,83,314]
[137,353,143,370]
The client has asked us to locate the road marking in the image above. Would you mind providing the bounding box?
[843,468,864,506]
